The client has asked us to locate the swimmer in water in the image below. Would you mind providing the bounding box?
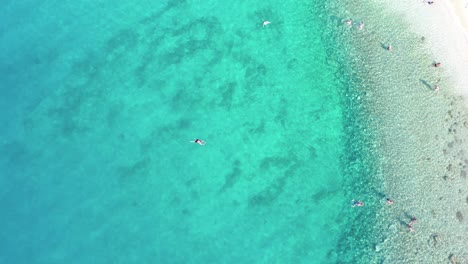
[434,85,440,92]
[387,45,393,51]
[262,19,271,28]
[191,139,206,145]
[344,19,352,25]
[358,22,364,30]
[432,62,441,67]
[386,198,394,205]
[351,199,364,207]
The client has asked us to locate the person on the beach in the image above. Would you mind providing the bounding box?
[386,198,394,205]
[432,62,441,67]
[358,22,364,30]
[351,200,364,207]
[428,1,434,5]
[344,19,352,25]
[191,139,206,145]
[262,19,271,28]
[387,45,392,51]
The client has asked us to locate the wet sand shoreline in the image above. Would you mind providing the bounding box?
[375,1,468,262]
[334,0,468,262]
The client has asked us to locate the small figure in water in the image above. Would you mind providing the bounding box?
[386,198,394,205]
[434,85,440,92]
[262,19,271,28]
[351,199,364,207]
[409,217,417,225]
[387,45,393,51]
[432,62,442,67]
[408,224,415,232]
[358,22,364,30]
[191,139,206,145]
[344,19,353,25]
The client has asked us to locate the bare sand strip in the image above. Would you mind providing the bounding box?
[388,0,468,95]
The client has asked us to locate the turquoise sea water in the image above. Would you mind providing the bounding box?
[0,0,380,263]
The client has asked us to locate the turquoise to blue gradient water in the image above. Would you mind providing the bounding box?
[0,0,372,263]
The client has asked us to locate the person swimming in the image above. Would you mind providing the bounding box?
[358,22,364,30]
[387,45,393,51]
[351,199,364,207]
[262,19,271,28]
[386,198,394,205]
[344,19,352,25]
[191,139,206,145]
[432,62,441,67]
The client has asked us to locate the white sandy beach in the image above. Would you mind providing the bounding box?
[387,0,468,96]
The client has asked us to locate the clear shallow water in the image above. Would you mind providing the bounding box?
[326,1,468,263]
[0,0,379,263]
